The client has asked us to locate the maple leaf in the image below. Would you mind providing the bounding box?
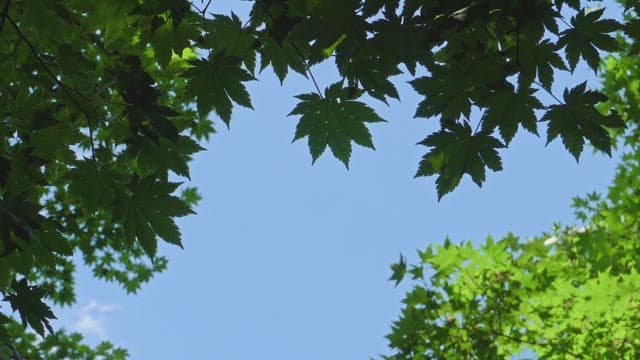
[557,8,621,71]
[337,50,401,104]
[183,57,254,125]
[66,160,118,214]
[481,84,543,144]
[415,123,504,199]
[624,18,640,55]
[125,135,205,179]
[5,278,56,336]
[410,67,472,121]
[289,82,385,167]
[204,13,257,71]
[389,254,407,287]
[259,36,307,83]
[368,13,430,76]
[29,123,83,163]
[543,82,625,160]
[292,0,366,64]
[125,104,181,142]
[114,179,194,258]
[149,17,197,68]
[518,39,568,89]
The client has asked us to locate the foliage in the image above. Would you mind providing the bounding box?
[0,0,637,357]
[0,321,128,360]
[384,5,640,357]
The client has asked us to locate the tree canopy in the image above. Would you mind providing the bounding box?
[0,0,638,357]
[385,6,640,358]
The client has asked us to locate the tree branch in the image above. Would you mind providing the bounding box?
[6,15,96,160]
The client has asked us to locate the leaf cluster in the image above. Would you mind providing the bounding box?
[0,0,636,355]
[385,10,640,356]
[249,0,628,197]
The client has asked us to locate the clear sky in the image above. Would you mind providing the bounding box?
[53,1,625,359]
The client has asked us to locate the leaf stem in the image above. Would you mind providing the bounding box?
[558,16,572,30]
[533,80,563,105]
[473,116,484,135]
[290,43,324,98]
[254,0,324,98]
[6,15,96,160]
[201,0,213,16]
[0,0,9,35]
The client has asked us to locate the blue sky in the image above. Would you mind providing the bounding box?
[54,1,625,359]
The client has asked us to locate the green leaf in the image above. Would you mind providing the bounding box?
[5,278,56,336]
[624,18,640,55]
[543,82,625,159]
[411,67,472,121]
[183,57,254,125]
[558,8,621,71]
[116,178,193,258]
[289,83,385,167]
[204,13,257,70]
[126,136,205,179]
[518,39,568,89]
[29,124,83,163]
[92,0,137,49]
[66,161,118,214]
[259,37,307,83]
[149,17,197,68]
[415,123,504,199]
[388,254,406,287]
[481,84,543,143]
[33,230,72,257]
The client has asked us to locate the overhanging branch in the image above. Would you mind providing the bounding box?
[6,14,96,160]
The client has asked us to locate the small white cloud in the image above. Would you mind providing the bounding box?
[72,299,120,340]
[75,313,106,338]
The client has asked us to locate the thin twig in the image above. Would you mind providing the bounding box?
[193,0,214,56]
[473,116,484,135]
[254,0,324,98]
[0,0,10,35]
[558,17,572,29]
[190,2,203,13]
[289,43,324,98]
[533,80,563,104]
[511,16,563,107]
[6,15,96,160]
[201,0,213,15]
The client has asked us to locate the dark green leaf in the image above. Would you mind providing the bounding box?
[543,82,625,159]
[416,123,504,199]
[289,83,384,167]
[558,8,621,71]
[5,278,56,336]
[481,84,543,143]
[389,254,406,287]
[183,57,254,125]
